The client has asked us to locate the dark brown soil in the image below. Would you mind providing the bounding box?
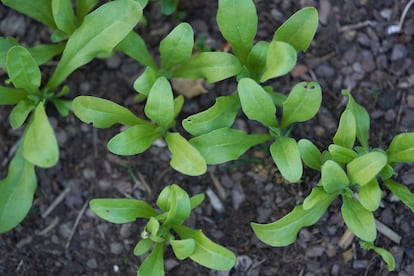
[1,1,414,275]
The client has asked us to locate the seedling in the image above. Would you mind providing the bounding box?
[90,184,236,275]
[252,90,414,271]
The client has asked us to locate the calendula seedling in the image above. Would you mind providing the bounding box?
[90,184,236,275]
[252,90,414,271]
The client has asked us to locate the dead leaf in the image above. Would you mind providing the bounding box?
[171,78,207,98]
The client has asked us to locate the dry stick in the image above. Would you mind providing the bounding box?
[375,219,401,244]
[339,20,375,32]
[65,199,89,249]
[208,170,227,201]
[35,217,60,236]
[41,186,72,219]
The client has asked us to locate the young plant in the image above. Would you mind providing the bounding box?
[251,90,414,271]
[90,184,236,275]
[0,0,143,233]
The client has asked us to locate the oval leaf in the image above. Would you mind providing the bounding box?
[386,132,414,162]
[174,225,236,270]
[359,178,381,211]
[163,184,192,227]
[347,151,387,186]
[117,31,157,69]
[170,239,196,260]
[190,127,271,164]
[23,103,59,168]
[341,195,376,242]
[328,144,358,164]
[133,66,158,96]
[0,86,27,105]
[73,96,146,128]
[333,110,356,148]
[216,0,257,62]
[47,0,142,90]
[6,46,41,93]
[134,238,154,256]
[270,137,302,183]
[183,94,240,136]
[0,141,37,233]
[165,132,207,176]
[298,138,322,171]
[107,124,161,155]
[172,52,241,83]
[321,160,349,194]
[89,198,158,223]
[303,186,330,210]
[160,23,194,70]
[281,81,322,129]
[343,90,370,148]
[246,41,269,80]
[238,78,277,127]
[10,100,35,129]
[145,77,174,129]
[273,7,318,52]
[2,0,56,29]
[251,191,336,246]
[260,41,297,82]
[52,0,78,34]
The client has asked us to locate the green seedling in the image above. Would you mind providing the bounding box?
[252,90,414,271]
[90,184,236,275]
[0,0,143,233]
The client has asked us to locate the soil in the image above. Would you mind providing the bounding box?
[1,1,414,275]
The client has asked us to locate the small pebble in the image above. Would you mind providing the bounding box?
[391,44,408,61]
[406,95,414,108]
[384,109,396,122]
[86,259,98,269]
[235,255,253,272]
[110,242,124,255]
[305,246,325,257]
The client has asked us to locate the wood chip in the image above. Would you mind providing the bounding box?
[171,78,207,98]
[375,219,401,244]
[338,229,354,249]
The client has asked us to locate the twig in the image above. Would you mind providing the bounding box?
[65,199,89,249]
[339,20,375,32]
[35,217,60,236]
[375,219,401,244]
[130,168,153,199]
[339,229,354,249]
[41,186,71,219]
[388,0,414,34]
[208,170,227,201]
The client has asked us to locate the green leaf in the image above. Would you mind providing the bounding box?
[321,160,349,193]
[145,77,175,129]
[182,94,240,136]
[160,184,192,226]
[386,132,414,162]
[359,178,381,211]
[343,90,370,148]
[28,43,65,65]
[328,144,358,164]
[165,132,207,176]
[298,139,322,171]
[117,31,157,69]
[251,191,335,246]
[23,103,59,168]
[174,225,236,270]
[246,41,268,81]
[134,238,154,256]
[333,110,356,148]
[6,46,41,93]
[90,198,158,223]
[107,124,161,155]
[273,7,318,52]
[190,194,205,210]
[137,242,165,276]
[238,78,278,127]
[161,0,178,15]
[52,0,78,34]
[0,37,18,69]
[347,151,387,186]
[379,164,394,180]
[190,127,271,164]
[260,41,297,82]
[360,241,395,271]
[0,86,27,105]
[216,0,257,63]
[384,179,414,212]
[51,99,72,117]
[270,137,302,183]
[134,67,158,96]
[303,186,333,210]
[75,0,100,22]
[47,0,142,90]
[0,140,37,233]
[171,239,196,260]
[1,0,56,29]
[341,195,376,242]
[173,52,241,83]
[281,81,322,129]
[173,95,184,118]
[73,96,146,128]
[10,100,35,129]
[160,23,194,70]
